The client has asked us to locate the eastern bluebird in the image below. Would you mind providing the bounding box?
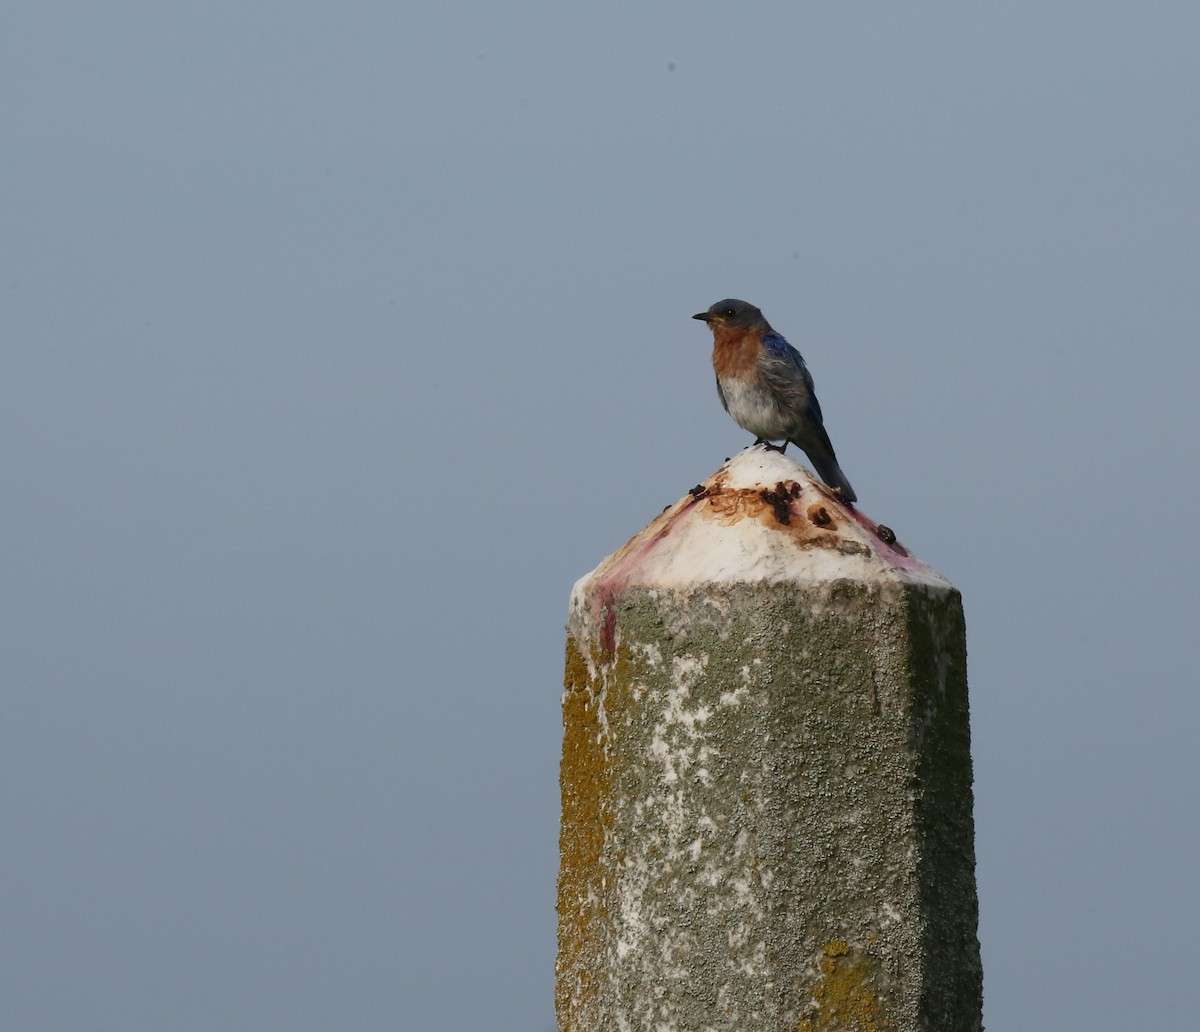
[694,298,857,504]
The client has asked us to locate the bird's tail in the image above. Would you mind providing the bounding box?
[798,442,857,505]
[815,459,856,505]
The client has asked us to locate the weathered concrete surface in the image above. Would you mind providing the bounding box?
[557,447,981,1032]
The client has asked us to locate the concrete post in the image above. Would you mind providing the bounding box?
[557,446,981,1032]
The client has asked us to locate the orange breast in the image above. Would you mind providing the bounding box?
[711,326,760,380]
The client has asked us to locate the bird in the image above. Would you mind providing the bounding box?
[693,298,857,504]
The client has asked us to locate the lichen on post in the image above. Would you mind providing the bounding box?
[556,446,982,1032]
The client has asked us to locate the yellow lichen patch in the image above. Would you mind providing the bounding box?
[556,636,611,1028]
[562,633,594,695]
[795,940,895,1032]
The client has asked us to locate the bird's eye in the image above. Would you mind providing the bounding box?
[722,307,736,317]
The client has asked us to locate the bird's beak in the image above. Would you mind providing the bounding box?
[692,312,712,322]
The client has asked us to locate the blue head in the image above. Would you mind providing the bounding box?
[692,299,770,331]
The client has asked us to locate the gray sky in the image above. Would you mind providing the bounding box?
[4,3,1198,1029]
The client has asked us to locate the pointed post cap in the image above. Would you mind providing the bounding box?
[571,447,952,652]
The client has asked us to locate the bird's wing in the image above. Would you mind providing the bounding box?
[714,373,731,413]
[757,331,854,501]
[757,332,825,427]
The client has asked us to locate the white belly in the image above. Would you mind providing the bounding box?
[720,378,793,440]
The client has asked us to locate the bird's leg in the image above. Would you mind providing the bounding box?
[756,439,788,454]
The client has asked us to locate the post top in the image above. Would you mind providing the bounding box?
[572,446,952,610]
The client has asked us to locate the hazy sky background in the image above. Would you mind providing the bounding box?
[4,3,1198,1030]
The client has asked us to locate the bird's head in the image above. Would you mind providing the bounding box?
[692,299,767,330]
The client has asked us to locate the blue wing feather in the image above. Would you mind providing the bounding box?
[757,331,825,427]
